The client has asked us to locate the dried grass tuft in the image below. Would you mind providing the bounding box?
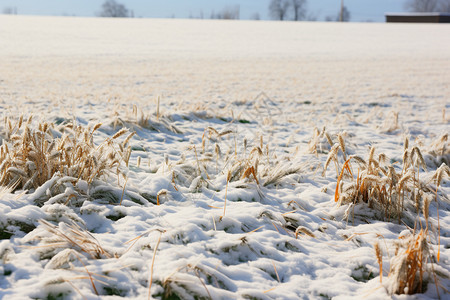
[37,219,112,260]
[386,229,436,296]
[330,143,444,224]
[0,118,131,192]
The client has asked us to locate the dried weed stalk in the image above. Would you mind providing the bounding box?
[329,137,443,223]
[37,219,113,259]
[0,117,132,192]
[386,229,438,296]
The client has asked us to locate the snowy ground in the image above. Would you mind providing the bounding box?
[0,16,449,299]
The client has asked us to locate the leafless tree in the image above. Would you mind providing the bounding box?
[3,7,17,14]
[341,6,351,21]
[291,0,307,21]
[251,12,261,20]
[404,0,440,12]
[212,5,240,20]
[98,0,130,18]
[325,5,350,22]
[269,0,291,20]
[440,0,450,12]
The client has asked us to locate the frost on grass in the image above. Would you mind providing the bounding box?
[1,16,450,300]
[1,107,447,299]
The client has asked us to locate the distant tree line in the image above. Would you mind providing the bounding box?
[210,5,240,20]
[404,0,450,12]
[92,0,450,22]
[268,0,349,22]
[7,0,450,21]
[96,0,351,22]
[189,5,241,20]
[269,0,307,21]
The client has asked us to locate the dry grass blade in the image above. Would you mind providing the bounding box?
[324,131,333,147]
[423,195,431,230]
[148,231,163,300]
[72,251,99,296]
[122,131,136,148]
[335,158,353,203]
[112,128,128,140]
[374,242,383,283]
[218,130,233,137]
[412,146,427,172]
[192,268,213,299]
[205,126,219,136]
[433,163,449,262]
[242,165,259,185]
[156,189,168,206]
[90,123,102,138]
[295,226,315,238]
[323,143,340,176]
[271,260,281,283]
[338,132,347,161]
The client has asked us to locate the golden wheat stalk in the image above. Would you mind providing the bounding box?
[374,242,383,283]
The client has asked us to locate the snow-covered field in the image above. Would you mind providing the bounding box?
[0,15,449,299]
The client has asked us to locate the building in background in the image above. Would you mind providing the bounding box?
[385,12,450,22]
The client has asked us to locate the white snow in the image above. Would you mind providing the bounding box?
[0,15,449,299]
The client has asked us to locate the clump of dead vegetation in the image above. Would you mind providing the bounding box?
[0,115,133,192]
[111,103,183,134]
[25,219,118,298]
[426,133,449,167]
[375,223,442,296]
[386,229,434,295]
[324,132,449,297]
[170,126,312,196]
[323,134,449,224]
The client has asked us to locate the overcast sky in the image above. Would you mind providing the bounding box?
[0,0,407,22]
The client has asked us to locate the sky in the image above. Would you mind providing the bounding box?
[0,0,407,22]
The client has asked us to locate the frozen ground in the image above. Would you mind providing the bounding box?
[0,15,449,299]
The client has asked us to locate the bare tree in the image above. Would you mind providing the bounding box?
[98,0,130,18]
[269,0,291,20]
[251,12,261,20]
[212,5,240,20]
[325,5,351,22]
[404,0,440,12]
[440,0,450,12]
[291,0,307,21]
[3,7,17,14]
[341,6,351,21]
[306,12,318,21]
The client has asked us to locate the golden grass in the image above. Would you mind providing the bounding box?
[374,242,383,283]
[386,229,436,296]
[322,134,448,297]
[120,103,182,134]
[37,219,112,259]
[432,163,450,262]
[0,116,132,192]
[324,134,447,226]
[194,125,311,192]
